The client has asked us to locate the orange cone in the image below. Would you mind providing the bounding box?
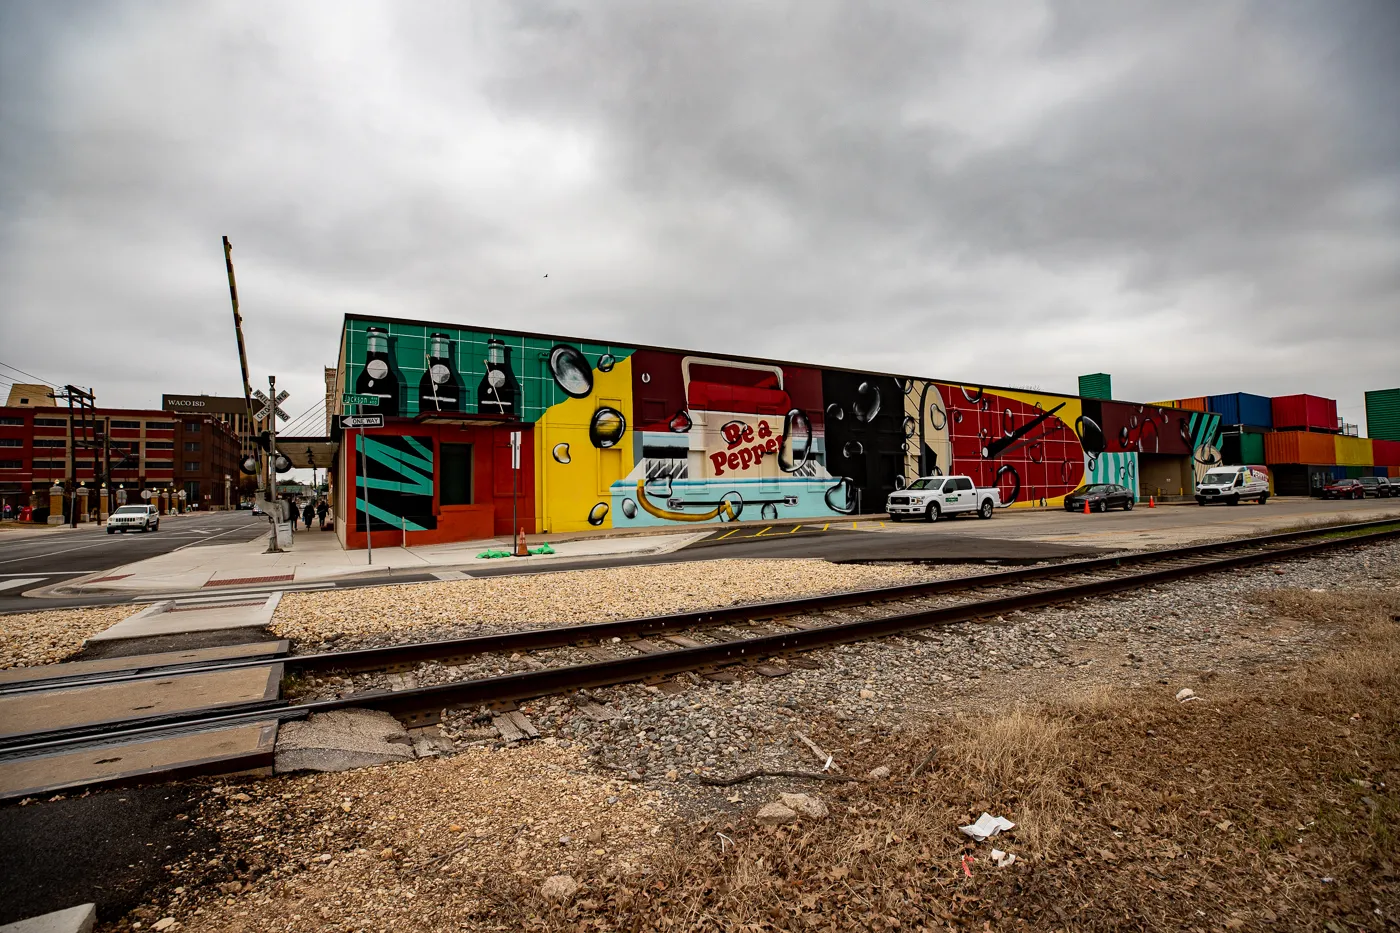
[514,526,529,557]
[1149,496,1156,508]
[1083,499,1091,515]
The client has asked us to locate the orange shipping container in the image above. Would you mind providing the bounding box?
[1334,435,1374,466]
[1264,431,1336,465]
[1178,396,1206,412]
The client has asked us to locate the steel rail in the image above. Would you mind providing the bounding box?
[6,516,1398,697]
[5,523,1397,758]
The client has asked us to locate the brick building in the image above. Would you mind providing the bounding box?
[0,406,241,518]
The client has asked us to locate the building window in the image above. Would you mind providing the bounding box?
[0,439,20,447]
[33,418,66,427]
[184,442,201,451]
[186,422,201,433]
[33,439,65,447]
[440,443,473,505]
[0,417,23,426]
[110,420,140,429]
[184,480,200,502]
[184,461,201,471]
[146,422,175,431]
[146,441,174,450]
[144,461,171,470]
[0,460,21,469]
[32,460,67,469]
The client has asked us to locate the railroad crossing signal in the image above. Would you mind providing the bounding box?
[253,388,289,423]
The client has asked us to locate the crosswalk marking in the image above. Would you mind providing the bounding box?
[0,577,42,593]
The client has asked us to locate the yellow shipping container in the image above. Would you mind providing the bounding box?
[1147,399,1178,408]
[1334,435,1374,466]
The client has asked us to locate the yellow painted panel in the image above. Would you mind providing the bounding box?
[533,357,635,532]
[1334,435,1373,466]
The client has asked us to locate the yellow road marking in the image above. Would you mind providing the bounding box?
[784,524,803,534]
[822,523,830,531]
[715,528,739,540]
[750,526,774,537]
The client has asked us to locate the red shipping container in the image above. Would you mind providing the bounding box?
[1264,431,1336,465]
[1271,394,1338,431]
[1374,439,1400,467]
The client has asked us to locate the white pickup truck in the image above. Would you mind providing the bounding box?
[886,475,1001,522]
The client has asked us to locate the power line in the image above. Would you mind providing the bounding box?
[281,402,328,437]
[0,361,61,388]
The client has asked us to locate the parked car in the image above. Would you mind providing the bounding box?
[886,475,1001,522]
[1195,466,1270,506]
[1320,478,1365,500]
[107,504,160,533]
[1064,483,1136,512]
[1357,476,1394,498]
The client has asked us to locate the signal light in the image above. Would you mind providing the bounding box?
[274,454,292,473]
[241,456,259,474]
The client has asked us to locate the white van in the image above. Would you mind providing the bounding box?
[1196,466,1270,506]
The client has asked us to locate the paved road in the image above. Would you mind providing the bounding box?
[0,512,268,610]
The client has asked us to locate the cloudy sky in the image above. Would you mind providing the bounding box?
[1,0,1397,434]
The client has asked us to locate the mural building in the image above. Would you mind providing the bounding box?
[333,315,1223,548]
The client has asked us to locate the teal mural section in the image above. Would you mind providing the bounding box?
[344,317,635,421]
[1085,451,1140,500]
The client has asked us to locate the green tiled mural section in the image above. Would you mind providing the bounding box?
[344,318,635,422]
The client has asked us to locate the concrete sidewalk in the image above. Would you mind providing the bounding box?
[60,525,712,595]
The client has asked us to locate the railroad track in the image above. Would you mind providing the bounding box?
[3,516,1398,768]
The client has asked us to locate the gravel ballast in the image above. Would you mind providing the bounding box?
[270,559,964,650]
[0,605,145,669]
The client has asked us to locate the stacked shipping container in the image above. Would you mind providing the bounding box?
[1366,389,1400,441]
[1264,431,1336,466]
[1207,392,1273,428]
[1333,435,1374,467]
[1271,394,1338,432]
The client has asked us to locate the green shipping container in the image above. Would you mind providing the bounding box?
[1079,373,1112,400]
[1239,433,1265,464]
[1366,388,1400,441]
[1345,466,1367,479]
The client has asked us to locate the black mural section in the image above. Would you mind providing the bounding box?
[821,371,905,514]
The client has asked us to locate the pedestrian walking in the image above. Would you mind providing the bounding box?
[316,499,329,530]
[302,501,315,530]
[288,498,298,531]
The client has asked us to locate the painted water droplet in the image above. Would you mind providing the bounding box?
[597,354,616,373]
[928,401,947,431]
[995,464,1021,505]
[621,498,637,519]
[962,386,984,404]
[900,441,909,453]
[1120,426,1130,444]
[901,378,915,395]
[825,403,844,421]
[552,443,571,464]
[853,382,881,423]
[760,502,779,520]
[589,407,627,448]
[668,410,692,433]
[718,491,744,522]
[587,502,609,525]
[902,414,917,438]
[549,345,593,398]
[842,441,864,459]
[640,373,651,384]
[1002,408,1015,436]
[894,475,907,489]
[1075,415,1105,455]
[824,476,856,514]
[953,411,963,424]
[778,409,811,472]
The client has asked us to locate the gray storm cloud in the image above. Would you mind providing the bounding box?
[1,0,1396,429]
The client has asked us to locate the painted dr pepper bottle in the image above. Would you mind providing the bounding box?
[418,332,465,412]
[356,326,404,416]
[476,338,519,416]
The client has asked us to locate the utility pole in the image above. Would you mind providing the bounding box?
[223,237,262,498]
[53,385,95,527]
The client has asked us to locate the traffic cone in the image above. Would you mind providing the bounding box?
[1082,500,1091,515]
[1149,496,1156,508]
[514,526,530,557]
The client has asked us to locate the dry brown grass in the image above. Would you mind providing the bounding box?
[497,585,1400,932]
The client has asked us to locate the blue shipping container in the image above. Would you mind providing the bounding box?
[1206,392,1273,428]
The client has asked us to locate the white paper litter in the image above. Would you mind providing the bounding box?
[990,848,1017,867]
[958,812,1015,841]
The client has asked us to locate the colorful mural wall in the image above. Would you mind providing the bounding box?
[338,317,1225,536]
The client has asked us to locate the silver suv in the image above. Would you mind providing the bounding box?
[107,504,160,533]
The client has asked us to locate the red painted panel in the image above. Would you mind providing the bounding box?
[1272,394,1337,431]
[937,386,1084,505]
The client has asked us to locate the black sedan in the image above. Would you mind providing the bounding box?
[1065,483,1136,513]
[1320,478,1365,500]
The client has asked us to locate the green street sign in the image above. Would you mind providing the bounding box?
[342,393,378,406]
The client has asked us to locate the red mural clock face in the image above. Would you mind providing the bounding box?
[940,386,1085,505]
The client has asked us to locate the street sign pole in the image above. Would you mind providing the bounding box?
[511,430,521,556]
[340,394,380,564]
[359,405,371,566]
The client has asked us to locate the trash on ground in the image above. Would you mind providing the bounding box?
[476,548,513,559]
[1175,687,1199,702]
[990,848,1017,867]
[958,812,1015,841]
[528,543,556,555]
